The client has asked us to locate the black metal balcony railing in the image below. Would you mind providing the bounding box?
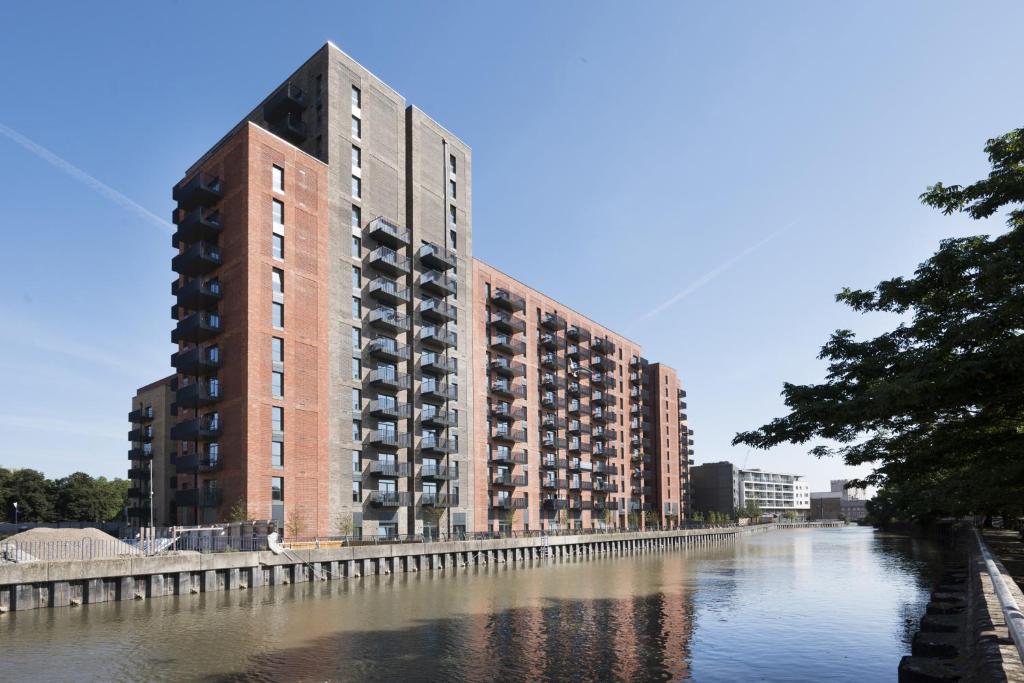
[592,446,618,459]
[172,241,222,277]
[127,467,148,480]
[174,454,223,473]
[366,430,412,449]
[170,417,222,441]
[540,457,568,469]
[490,404,527,421]
[539,333,560,350]
[540,478,565,489]
[368,491,412,507]
[368,307,411,332]
[541,415,567,429]
[365,217,410,248]
[268,111,308,144]
[128,446,153,460]
[420,492,457,507]
[490,311,526,334]
[420,407,457,427]
[541,312,566,331]
[490,357,527,377]
[490,380,527,399]
[593,463,618,476]
[420,464,457,480]
[491,288,526,312]
[419,269,457,296]
[540,374,565,390]
[418,242,457,270]
[172,346,222,376]
[173,208,222,246]
[420,353,457,375]
[492,427,528,443]
[490,449,529,465]
[593,429,618,441]
[367,368,411,390]
[418,326,457,348]
[420,381,458,402]
[366,338,411,361]
[419,436,457,454]
[566,421,591,435]
[541,436,567,450]
[128,406,154,423]
[174,488,222,508]
[542,498,568,510]
[540,395,566,409]
[368,277,410,304]
[368,400,412,420]
[367,461,411,477]
[173,172,222,211]
[175,380,222,407]
[171,311,221,344]
[492,497,528,510]
[173,277,222,311]
[591,392,615,406]
[368,246,411,275]
[491,472,528,487]
[419,298,458,323]
[490,334,527,355]
[566,326,591,342]
[263,82,306,119]
[127,426,152,442]
[592,337,616,355]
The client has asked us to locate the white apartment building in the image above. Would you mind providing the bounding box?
[735,468,810,517]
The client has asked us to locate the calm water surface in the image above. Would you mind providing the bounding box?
[1,527,944,682]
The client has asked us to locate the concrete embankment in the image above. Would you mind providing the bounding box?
[0,524,844,614]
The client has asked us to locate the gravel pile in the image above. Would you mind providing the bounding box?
[1,527,140,562]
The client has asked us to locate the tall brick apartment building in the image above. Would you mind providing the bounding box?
[126,42,694,536]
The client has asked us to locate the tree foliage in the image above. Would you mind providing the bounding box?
[0,468,128,523]
[734,128,1024,521]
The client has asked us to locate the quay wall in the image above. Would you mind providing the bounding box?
[0,523,841,614]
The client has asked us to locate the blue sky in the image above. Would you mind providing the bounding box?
[1,1,1021,491]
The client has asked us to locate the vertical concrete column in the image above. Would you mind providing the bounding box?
[201,570,217,593]
[227,568,240,590]
[85,579,105,604]
[149,574,165,597]
[118,576,135,601]
[51,581,71,608]
[268,565,282,585]
[14,584,37,611]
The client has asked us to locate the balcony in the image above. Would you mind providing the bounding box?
[421,405,458,428]
[592,337,616,355]
[368,307,411,332]
[368,277,409,304]
[593,428,618,441]
[540,478,564,490]
[420,353,457,376]
[541,312,566,331]
[567,459,583,472]
[630,372,642,385]
[491,472,528,487]
[492,497,528,510]
[366,431,412,449]
[368,491,412,507]
[128,406,154,423]
[593,463,618,476]
[173,172,222,211]
[263,82,306,119]
[491,427,527,443]
[490,380,527,399]
[491,288,525,312]
[540,456,568,469]
[171,312,221,344]
[540,353,561,370]
[172,241,222,277]
[591,355,617,373]
[420,380,457,403]
[540,373,565,390]
[541,435,567,450]
[566,326,591,341]
[418,326,457,349]
[173,277,222,310]
[172,346,222,376]
[567,401,588,415]
[419,436,457,455]
[367,461,411,477]
[127,467,148,479]
[539,333,560,350]
[566,441,590,453]
[170,417,222,441]
[175,380,221,407]
[365,217,410,248]
[490,404,527,421]
[420,493,457,507]
[419,269,457,296]
[490,334,526,355]
[368,246,411,275]
[174,488,222,508]
[591,391,615,407]
[592,408,615,423]
[679,412,688,421]
[367,368,411,390]
[419,298,457,323]
[368,399,411,420]
[491,449,528,465]
[172,208,222,246]
[566,421,590,435]
[174,454,223,473]
[128,446,153,460]
[541,415,567,430]
[490,311,526,334]
[566,381,589,397]
[420,464,457,481]
[540,395,565,410]
[490,357,526,377]
[418,242,457,270]
[566,344,589,361]
[542,498,568,510]
[128,426,152,442]
[592,446,617,459]
[593,481,618,493]
[268,112,308,144]
[366,337,410,361]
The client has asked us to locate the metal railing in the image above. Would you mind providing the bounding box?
[975,528,1024,663]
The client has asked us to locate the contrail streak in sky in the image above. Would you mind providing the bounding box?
[0,122,172,232]
[630,221,796,326]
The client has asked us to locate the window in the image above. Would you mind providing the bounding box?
[352,296,361,318]
[449,179,456,198]
[272,337,283,363]
[272,199,284,227]
[352,419,362,442]
[272,406,283,432]
[272,165,284,193]
[351,85,361,109]
[450,230,457,251]
[449,205,457,230]
[351,205,361,230]
[272,302,284,328]
[351,175,361,199]
[272,477,284,501]
[351,356,361,380]
[272,371,283,398]
[352,388,361,411]
[351,236,361,258]
[272,440,283,468]
[272,233,284,260]
[351,327,361,348]
[272,268,284,295]
[351,146,361,170]
[351,115,361,139]
[449,154,456,175]
[352,450,362,473]
[352,266,361,289]
[352,481,361,502]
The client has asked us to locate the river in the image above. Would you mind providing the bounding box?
[0,527,944,682]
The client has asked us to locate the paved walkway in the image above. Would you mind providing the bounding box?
[982,528,1024,593]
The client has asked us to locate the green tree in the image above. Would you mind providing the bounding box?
[734,128,1024,522]
[743,499,762,521]
[2,468,56,522]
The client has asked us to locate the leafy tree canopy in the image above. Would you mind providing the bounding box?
[734,129,1024,521]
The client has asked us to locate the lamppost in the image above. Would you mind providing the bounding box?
[12,501,18,527]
